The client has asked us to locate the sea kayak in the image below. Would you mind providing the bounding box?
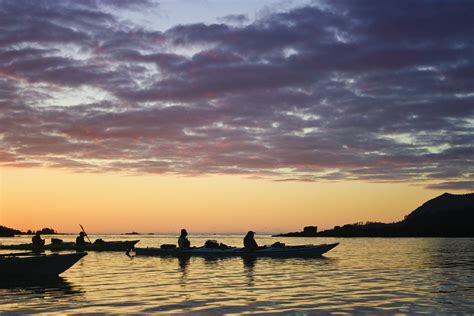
[133,243,339,258]
[0,240,139,252]
[0,252,87,280]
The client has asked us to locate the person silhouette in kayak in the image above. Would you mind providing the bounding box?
[244,231,258,249]
[32,231,45,246]
[178,229,191,248]
[76,231,88,246]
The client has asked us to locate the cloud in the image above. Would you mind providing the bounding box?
[218,14,249,25]
[0,0,473,187]
[426,181,474,191]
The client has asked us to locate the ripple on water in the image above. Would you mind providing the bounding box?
[1,236,474,314]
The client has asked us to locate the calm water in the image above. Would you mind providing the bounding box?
[1,235,473,314]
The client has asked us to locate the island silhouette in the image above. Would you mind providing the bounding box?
[0,226,22,237]
[274,192,474,237]
[0,227,58,237]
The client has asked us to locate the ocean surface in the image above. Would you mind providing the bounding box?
[1,235,473,314]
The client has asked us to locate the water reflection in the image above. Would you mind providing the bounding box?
[243,257,256,286]
[178,256,190,273]
[0,276,83,296]
[1,236,473,314]
[178,256,190,286]
[419,238,474,307]
[202,256,220,266]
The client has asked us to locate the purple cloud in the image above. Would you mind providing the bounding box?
[0,0,473,190]
[426,181,474,191]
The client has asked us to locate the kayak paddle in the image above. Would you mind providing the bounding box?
[79,224,92,243]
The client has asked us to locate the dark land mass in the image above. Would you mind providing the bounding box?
[273,226,318,237]
[0,226,23,237]
[274,193,474,237]
[34,228,58,235]
[0,226,58,237]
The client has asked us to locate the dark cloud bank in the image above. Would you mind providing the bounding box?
[0,0,473,190]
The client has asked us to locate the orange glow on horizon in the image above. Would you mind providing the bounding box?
[0,166,460,234]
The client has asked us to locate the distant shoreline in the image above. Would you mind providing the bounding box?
[274,192,474,238]
[2,193,472,238]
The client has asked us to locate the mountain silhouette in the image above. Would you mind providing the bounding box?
[277,193,474,237]
[401,193,474,236]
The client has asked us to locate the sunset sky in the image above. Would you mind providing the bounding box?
[1,0,473,233]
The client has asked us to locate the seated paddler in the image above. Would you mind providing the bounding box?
[76,231,89,246]
[178,229,191,248]
[243,231,258,249]
[32,231,45,246]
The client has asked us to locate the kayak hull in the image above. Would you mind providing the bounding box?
[134,243,339,258]
[0,253,87,280]
[0,240,139,252]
